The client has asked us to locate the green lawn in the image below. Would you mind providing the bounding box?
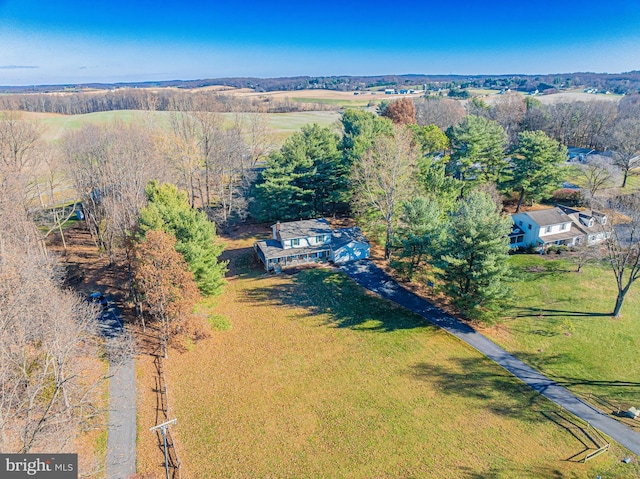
[484,255,640,411]
[135,244,640,478]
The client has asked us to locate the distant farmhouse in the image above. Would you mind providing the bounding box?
[509,206,610,250]
[254,218,370,272]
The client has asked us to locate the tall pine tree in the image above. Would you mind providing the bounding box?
[253,124,347,221]
[435,190,512,321]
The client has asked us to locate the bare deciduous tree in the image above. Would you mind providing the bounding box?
[545,100,617,150]
[578,155,621,204]
[492,92,526,144]
[209,124,250,230]
[596,195,640,317]
[351,126,419,261]
[610,118,640,188]
[414,97,465,131]
[0,207,104,455]
[0,111,44,210]
[64,123,160,263]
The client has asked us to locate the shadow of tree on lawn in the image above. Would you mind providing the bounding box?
[410,356,612,463]
[243,267,438,333]
[513,307,612,318]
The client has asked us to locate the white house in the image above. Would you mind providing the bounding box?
[254,218,370,272]
[510,206,610,249]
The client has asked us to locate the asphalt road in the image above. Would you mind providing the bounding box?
[340,260,640,456]
[93,295,137,479]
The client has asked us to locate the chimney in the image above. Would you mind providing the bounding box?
[272,221,281,240]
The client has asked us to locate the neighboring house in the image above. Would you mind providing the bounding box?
[510,206,610,249]
[254,218,370,272]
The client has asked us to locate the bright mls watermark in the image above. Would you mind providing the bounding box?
[0,454,77,478]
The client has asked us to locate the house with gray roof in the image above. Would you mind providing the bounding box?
[509,206,609,249]
[510,206,610,249]
[254,218,370,272]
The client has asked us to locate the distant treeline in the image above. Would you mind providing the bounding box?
[2,71,640,95]
[0,89,336,115]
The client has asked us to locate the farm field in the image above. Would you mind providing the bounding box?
[483,255,640,411]
[136,231,638,479]
[15,109,341,143]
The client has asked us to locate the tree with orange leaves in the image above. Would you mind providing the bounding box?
[382,98,417,125]
[133,229,208,357]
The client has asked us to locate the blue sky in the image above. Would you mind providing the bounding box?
[1,0,639,86]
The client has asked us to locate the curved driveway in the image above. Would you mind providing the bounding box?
[340,260,640,456]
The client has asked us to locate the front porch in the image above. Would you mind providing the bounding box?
[254,239,332,272]
[266,250,330,273]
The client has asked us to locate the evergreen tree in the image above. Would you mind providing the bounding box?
[509,130,566,212]
[399,196,443,279]
[447,115,508,195]
[253,124,346,221]
[435,190,512,321]
[340,109,394,165]
[138,181,227,296]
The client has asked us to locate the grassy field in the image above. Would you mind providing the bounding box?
[292,97,374,108]
[135,233,638,478]
[29,109,341,143]
[482,255,640,411]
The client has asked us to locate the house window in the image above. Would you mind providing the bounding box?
[528,224,532,230]
[510,236,517,245]
[560,223,567,231]
[315,235,324,243]
[291,238,300,247]
[545,226,552,233]
[518,221,522,226]
[517,235,524,243]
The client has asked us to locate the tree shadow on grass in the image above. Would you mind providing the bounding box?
[457,464,568,479]
[243,267,438,332]
[410,357,551,424]
[513,307,612,318]
[410,357,610,463]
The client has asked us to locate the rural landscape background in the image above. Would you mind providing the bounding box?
[2,1,640,478]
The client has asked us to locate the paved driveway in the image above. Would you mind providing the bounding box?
[93,294,137,478]
[340,260,640,456]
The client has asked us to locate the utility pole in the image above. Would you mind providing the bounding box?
[150,418,177,479]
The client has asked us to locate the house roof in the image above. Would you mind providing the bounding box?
[556,205,608,235]
[255,239,331,261]
[524,208,571,227]
[331,227,368,250]
[273,218,333,240]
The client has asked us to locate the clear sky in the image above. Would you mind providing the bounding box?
[1,0,639,86]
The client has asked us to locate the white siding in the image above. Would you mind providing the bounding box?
[538,222,572,237]
[511,213,540,247]
[282,234,331,250]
